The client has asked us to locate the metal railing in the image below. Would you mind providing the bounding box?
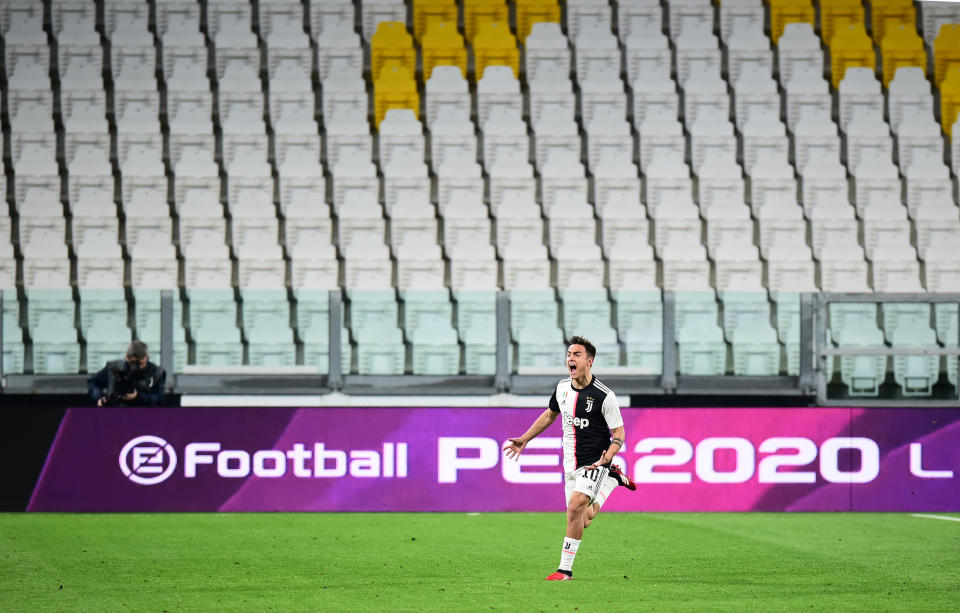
[813,292,960,406]
[3,290,959,406]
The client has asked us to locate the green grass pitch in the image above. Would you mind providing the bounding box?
[2,512,960,612]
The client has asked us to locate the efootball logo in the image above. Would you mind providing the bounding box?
[119,435,178,485]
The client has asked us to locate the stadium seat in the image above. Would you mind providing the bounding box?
[674,290,718,333]
[835,321,886,397]
[741,109,788,170]
[315,22,363,81]
[791,110,840,171]
[476,64,523,124]
[829,301,877,342]
[934,23,960,87]
[726,25,772,82]
[421,21,466,80]
[829,24,876,89]
[617,0,662,42]
[473,21,519,80]
[684,74,730,130]
[574,25,620,85]
[732,321,780,376]
[525,21,570,81]
[186,290,244,367]
[454,290,497,374]
[510,290,564,369]
[851,151,900,211]
[613,289,663,374]
[349,290,406,375]
[881,303,931,343]
[921,0,960,45]
[566,0,613,41]
[768,0,814,43]
[675,25,721,85]
[402,289,459,374]
[771,291,800,370]
[820,0,865,49]
[720,0,765,42]
[370,21,416,78]
[904,153,951,214]
[668,0,714,43]
[412,0,456,41]
[360,0,407,41]
[880,24,927,88]
[465,0,508,43]
[30,309,80,374]
[78,289,127,336]
[426,67,471,127]
[514,0,561,43]
[677,317,727,376]
[261,3,310,49]
[2,2,46,45]
[411,324,460,374]
[241,290,296,368]
[374,65,419,127]
[871,0,916,46]
[939,67,960,134]
[838,68,883,132]
[719,291,771,342]
[899,102,942,163]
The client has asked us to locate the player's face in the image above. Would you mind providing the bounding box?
[566,344,593,379]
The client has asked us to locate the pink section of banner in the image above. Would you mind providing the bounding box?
[600,408,862,511]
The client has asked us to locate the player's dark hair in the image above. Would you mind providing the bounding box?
[567,335,596,359]
[126,340,149,360]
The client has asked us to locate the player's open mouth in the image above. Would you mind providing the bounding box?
[568,363,577,373]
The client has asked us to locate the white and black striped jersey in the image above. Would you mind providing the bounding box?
[548,376,624,474]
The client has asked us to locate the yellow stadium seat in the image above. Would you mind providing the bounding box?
[934,23,960,87]
[941,67,960,135]
[413,0,459,42]
[869,0,916,44]
[422,21,467,79]
[769,0,815,43]
[829,23,876,88]
[881,24,927,87]
[374,65,420,127]
[819,0,865,46]
[473,21,519,80]
[515,0,560,43]
[371,21,417,79]
[464,0,509,43]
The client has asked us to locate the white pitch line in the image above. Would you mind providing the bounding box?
[911,513,960,523]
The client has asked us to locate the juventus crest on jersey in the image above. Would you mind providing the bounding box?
[548,376,624,474]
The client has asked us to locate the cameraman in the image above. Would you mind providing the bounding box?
[88,341,167,407]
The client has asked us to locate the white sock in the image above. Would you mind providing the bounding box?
[558,537,580,573]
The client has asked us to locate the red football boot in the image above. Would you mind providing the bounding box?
[546,571,573,581]
[609,465,637,491]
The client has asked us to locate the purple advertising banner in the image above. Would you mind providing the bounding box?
[27,407,960,512]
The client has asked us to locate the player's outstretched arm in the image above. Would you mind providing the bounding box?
[503,408,558,460]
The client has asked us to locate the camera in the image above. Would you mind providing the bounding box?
[103,362,146,406]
